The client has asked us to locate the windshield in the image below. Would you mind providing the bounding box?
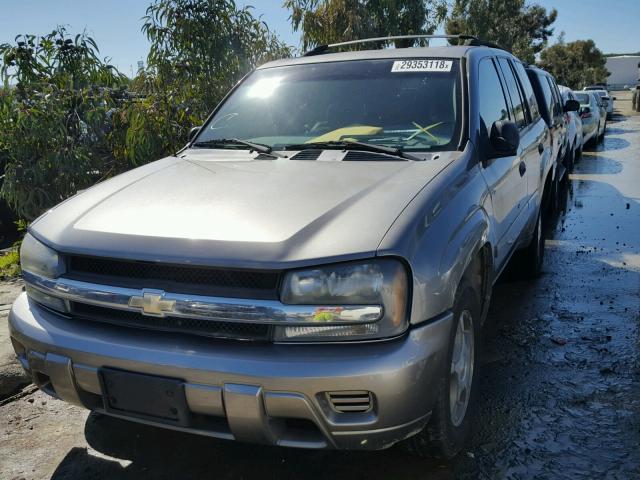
[574,93,590,104]
[196,59,462,152]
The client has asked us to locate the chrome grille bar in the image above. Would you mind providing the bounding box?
[23,271,383,325]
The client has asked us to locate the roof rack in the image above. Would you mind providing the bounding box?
[303,34,508,56]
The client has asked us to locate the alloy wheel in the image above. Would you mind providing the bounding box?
[449,309,475,427]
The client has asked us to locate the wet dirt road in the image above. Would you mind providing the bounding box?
[1,111,639,480]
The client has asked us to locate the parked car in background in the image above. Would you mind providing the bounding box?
[9,36,556,458]
[526,66,578,201]
[633,85,640,112]
[573,91,604,145]
[584,84,608,92]
[558,85,584,170]
[590,90,614,119]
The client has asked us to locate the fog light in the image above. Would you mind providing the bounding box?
[25,284,68,313]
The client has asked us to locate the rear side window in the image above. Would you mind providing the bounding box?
[513,61,540,121]
[546,77,563,117]
[535,72,554,123]
[496,58,527,129]
[478,58,510,148]
[574,92,590,104]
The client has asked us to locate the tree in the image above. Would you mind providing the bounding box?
[539,39,610,89]
[0,1,292,221]
[0,28,129,220]
[446,0,557,63]
[119,0,292,164]
[284,0,448,51]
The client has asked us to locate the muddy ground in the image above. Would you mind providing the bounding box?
[1,91,639,479]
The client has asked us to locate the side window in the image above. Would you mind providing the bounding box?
[513,61,540,122]
[496,57,527,128]
[536,73,554,122]
[546,77,562,118]
[478,58,510,150]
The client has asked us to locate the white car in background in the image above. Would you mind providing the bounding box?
[558,85,584,167]
[573,91,605,145]
[587,89,615,118]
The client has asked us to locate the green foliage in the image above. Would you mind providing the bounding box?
[446,0,557,63]
[539,39,609,89]
[0,247,20,279]
[284,0,448,51]
[0,3,292,221]
[0,27,129,220]
[131,0,292,154]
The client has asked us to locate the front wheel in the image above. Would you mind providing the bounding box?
[406,278,481,458]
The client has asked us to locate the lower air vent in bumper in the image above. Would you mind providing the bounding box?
[327,391,373,413]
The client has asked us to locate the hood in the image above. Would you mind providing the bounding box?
[31,149,460,269]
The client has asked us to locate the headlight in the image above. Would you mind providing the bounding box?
[20,233,65,279]
[277,258,409,342]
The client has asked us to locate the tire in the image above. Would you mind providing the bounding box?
[565,147,575,173]
[549,174,560,214]
[521,207,545,278]
[406,278,481,459]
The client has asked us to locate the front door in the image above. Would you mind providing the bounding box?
[477,57,528,266]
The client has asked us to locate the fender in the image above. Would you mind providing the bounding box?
[438,205,491,310]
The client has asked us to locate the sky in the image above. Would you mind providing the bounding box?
[0,0,638,76]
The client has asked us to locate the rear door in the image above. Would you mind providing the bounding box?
[477,57,528,265]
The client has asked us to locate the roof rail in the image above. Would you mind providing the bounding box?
[303,34,508,56]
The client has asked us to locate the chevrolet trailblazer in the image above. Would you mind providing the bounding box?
[9,35,572,457]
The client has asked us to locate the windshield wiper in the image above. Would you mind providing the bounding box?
[281,140,424,161]
[191,138,284,158]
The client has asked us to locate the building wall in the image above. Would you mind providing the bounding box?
[606,56,640,89]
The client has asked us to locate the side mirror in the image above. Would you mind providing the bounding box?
[489,120,520,158]
[564,99,580,112]
[612,96,617,100]
[188,126,201,142]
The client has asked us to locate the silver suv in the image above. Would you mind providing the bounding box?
[10,35,556,457]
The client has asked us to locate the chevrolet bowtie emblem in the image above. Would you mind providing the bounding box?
[129,290,176,317]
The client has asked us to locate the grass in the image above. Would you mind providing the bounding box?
[0,247,21,279]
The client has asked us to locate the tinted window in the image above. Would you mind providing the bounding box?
[536,72,555,122]
[497,58,527,128]
[513,61,540,121]
[574,92,590,104]
[478,59,510,149]
[197,59,462,152]
[546,77,562,117]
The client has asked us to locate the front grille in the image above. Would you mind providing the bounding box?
[327,391,373,413]
[66,255,281,299]
[71,302,272,341]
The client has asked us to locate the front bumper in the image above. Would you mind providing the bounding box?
[9,293,452,450]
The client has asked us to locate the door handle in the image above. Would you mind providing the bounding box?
[538,143,544,154]
[519,161,527,177]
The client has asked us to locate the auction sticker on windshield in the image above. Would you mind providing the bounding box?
[391,60,452,73]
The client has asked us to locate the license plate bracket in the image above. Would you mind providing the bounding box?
[99,368,190,426]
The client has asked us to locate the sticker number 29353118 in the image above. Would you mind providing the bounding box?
[391,59,452,73]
